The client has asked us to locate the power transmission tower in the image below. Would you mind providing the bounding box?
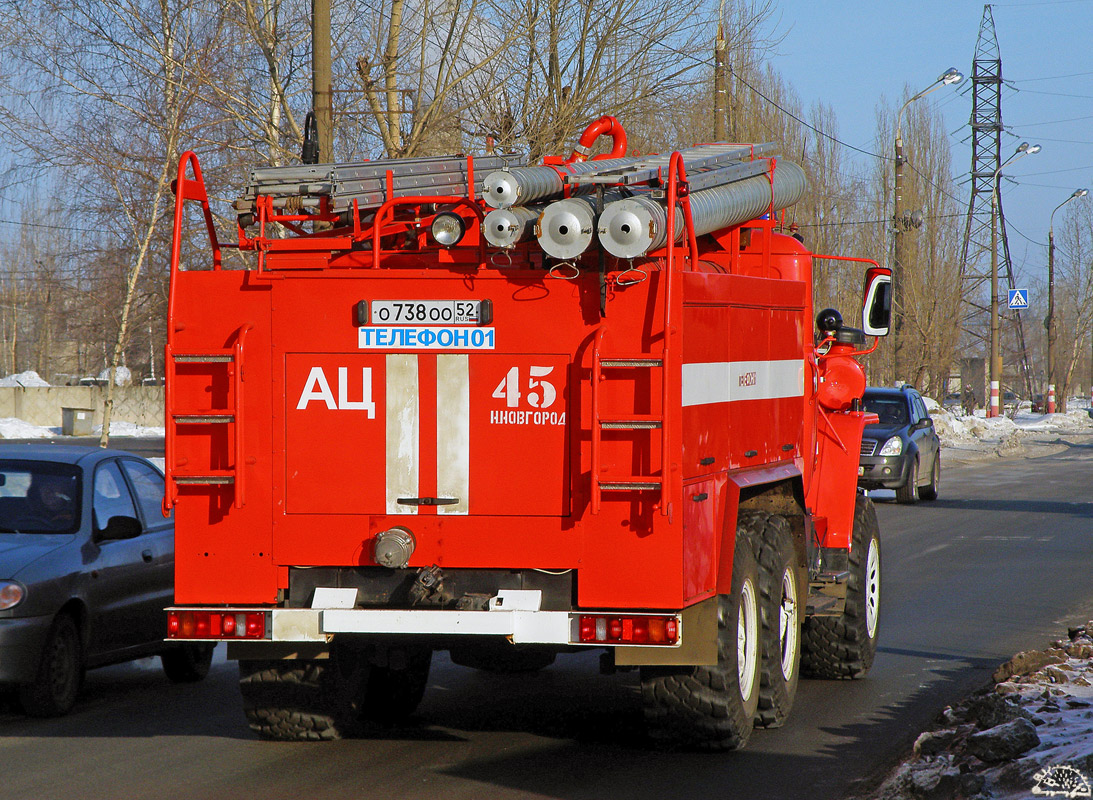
[959,4,1034,401]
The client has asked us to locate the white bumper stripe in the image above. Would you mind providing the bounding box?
[322,609,575,644]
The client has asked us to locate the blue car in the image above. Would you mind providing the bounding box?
[0,445,213,716]
[858,387,941,504]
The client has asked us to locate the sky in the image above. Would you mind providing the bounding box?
[768,0,1093,293]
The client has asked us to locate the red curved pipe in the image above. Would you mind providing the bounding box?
[566,116,628,163]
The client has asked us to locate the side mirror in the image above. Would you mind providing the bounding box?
[96,515,142,542]
[862,266,892,336]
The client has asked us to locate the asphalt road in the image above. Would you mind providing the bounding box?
[3,440,1093,800]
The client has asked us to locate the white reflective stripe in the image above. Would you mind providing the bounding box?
[682,360,804,407]
[321,609,574,644]
[386,354,419,514]
[436,354,470,515]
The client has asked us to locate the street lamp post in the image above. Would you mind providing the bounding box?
[989,142,1041,418]
[1047,188,1089,414]
[892,67,962,385]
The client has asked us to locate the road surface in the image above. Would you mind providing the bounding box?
[3,439,1092,800]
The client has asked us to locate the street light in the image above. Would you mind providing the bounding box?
[989,141,1042,417]
[1047,188,1089,413]
[892,67,963,384]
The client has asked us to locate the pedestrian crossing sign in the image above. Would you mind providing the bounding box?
[1008,289,1029,309]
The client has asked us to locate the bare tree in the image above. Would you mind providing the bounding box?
[0,0,225,442]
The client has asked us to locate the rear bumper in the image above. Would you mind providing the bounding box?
[168,589,683,649]
[0,615,51,684]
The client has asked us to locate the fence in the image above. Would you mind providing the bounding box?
[0,387,165,430]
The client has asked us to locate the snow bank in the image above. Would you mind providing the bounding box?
[0,370,50,387]
[0,418,57,438]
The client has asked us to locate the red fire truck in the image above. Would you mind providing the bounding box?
[164,117,891,749]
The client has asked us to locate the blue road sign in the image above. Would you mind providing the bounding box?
[1008,289,1029,310]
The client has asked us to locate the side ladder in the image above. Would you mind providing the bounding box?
[590,328,668,515]
[163,324,252,512]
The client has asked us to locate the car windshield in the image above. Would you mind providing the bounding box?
[863,396,909,426]
[0,460,81,534]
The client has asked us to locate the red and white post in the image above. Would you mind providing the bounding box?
[989,380,1000,418]
[1047,384,1056,414]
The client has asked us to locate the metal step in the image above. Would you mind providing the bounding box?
[173,414,234,424]
[599,480,662,491]
[174,474,236,485]
[173,354,233,363]
[599,417,662,430]
[814,570,851,585]
[600,358,663,367]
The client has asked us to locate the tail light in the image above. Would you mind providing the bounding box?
[167,609,268,640]
[577,614,680,645]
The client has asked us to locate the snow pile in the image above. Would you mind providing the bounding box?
[0,418,57,438]
[0,370,50,387]
[98,366,133,386]
[922,398,1093,461]
[872,624,1093,800]
[93,421,165,437]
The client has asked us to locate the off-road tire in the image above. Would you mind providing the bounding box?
[802,495,881,679]
[640,514,762,750]
[238,651,368,741]
[919,454,940,501]
[895,457,919,504]
[18,613,84,717]
[161,643,215,683]
[754,513,804,728]
[360,646,433,723]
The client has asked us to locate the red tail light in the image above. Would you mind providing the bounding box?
[577,613,681,645]
[167,610,267,640]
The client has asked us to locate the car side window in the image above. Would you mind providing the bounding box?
[119,459,171,526]
[915,397,930,423]
[94,460,139,532]
[906,396,920,424]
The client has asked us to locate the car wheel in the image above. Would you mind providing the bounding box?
[895,458,919,504]
[18,614,84,717]
[162,642,216,683]
[919,454,940,501]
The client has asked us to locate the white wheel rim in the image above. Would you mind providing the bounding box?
[737,579,758,700]
[865,537,880,639]
[778,567,799,681]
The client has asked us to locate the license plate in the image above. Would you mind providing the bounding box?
[369,300,483,325]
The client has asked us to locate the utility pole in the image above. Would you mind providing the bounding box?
[713,21,727,140]
[891,68,962,388]
[1046,189,1088,413]
[312,0,333,163]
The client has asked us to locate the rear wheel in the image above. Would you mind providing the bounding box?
[450,643,557,673]
[895,457,919,504]
[360,646,432,723]
[640,514,762,750]
[919,454,940,501]
[802,496,881,679]
[161,643,215,683]
[755,514,804,728]
[18,613,84,717]
[239,647,368,741]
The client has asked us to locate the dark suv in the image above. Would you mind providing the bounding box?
[858,386,941,503]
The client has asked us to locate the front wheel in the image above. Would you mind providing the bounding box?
[802,495,881,679]
[895,457,919,504]
[640,516,762,750]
